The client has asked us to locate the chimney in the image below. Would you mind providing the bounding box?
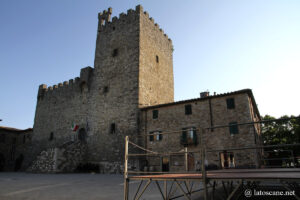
[200,91,209,98]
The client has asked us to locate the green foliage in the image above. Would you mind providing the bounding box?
[261,115,300,161]
[261,115,300,145]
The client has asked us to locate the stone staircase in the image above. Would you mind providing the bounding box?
[27,141,87,173]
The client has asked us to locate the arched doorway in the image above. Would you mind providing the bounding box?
[14,154,24,171]
[78,128,87,142]
[0,153,5,171]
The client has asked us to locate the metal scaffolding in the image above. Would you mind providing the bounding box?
[123,118,300,200]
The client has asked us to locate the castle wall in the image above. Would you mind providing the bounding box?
[32,75,91,167]
[30,5,176,172]
[140,91,260,171]
[139,10,174,107]
[84,6,142,169]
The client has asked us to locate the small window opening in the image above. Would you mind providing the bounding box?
[110,123,116,134]
[49,132,54,141]
[152,110,159,119]
[226,98,235,109]
[156,55,159,63]
[112,26,116,30]
[229,122,239,135]
[103,86,109,93]
[23,135,26,144]
[112,49,118,57]
[185,104,192,115]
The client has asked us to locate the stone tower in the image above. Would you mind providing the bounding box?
[29,5,174,172]
[88,5,174,165]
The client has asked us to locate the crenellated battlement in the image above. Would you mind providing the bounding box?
[141,9,172,44]
[97,5,172,45]
[37,67,94,101]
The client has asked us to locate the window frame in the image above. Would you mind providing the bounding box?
[149,131,162,142]
[152,110,159,119]
[185,104,192,115]
[226,98,235,109]
[229,122,239,135]
[181,127,197,146]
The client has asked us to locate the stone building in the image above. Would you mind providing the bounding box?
[0,127,32,171]
[1,5,261,173]
[140,90,261,172]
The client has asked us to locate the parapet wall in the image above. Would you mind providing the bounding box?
[37,66,94,101]
[97,5,172,47]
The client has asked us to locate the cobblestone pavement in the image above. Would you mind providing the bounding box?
[0,173,206,200]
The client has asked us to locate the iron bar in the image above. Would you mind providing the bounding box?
[204,117,300,130]
[135,180,152,200]
[168,181,175,199]
[155,180,165,200]
[133,180,144,200]
[175,180,191,200]
[206,143,300,152]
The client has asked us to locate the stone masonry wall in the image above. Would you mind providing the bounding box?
[140,91,261,172]
[32,5,176,173]
[31,68,92,169]
[0,129,32,171]
[139,8,174,107]
[86,6,141,169]
[27,141,87,173]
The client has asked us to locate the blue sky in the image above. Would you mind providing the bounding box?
[0,0,299,129]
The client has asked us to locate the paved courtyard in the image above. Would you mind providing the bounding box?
[0,173,204,200]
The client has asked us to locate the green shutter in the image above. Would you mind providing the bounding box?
[193,128,198,145]
[181,129,187,145]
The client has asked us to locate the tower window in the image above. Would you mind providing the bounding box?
[156,55,159,63]
[103,86,109,93]
[152,110,159,119]
[226,98,235,109]
[185,104,192,115]
[23,135,26,144]
[110,123,116,134]
[112,49,118,57]
[49,132,54,141]
[229,122,239,135]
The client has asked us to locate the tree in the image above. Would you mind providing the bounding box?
[261,115,300,167]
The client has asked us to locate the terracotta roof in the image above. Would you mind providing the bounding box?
[140,88,260,119]
[0,126,32,133]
